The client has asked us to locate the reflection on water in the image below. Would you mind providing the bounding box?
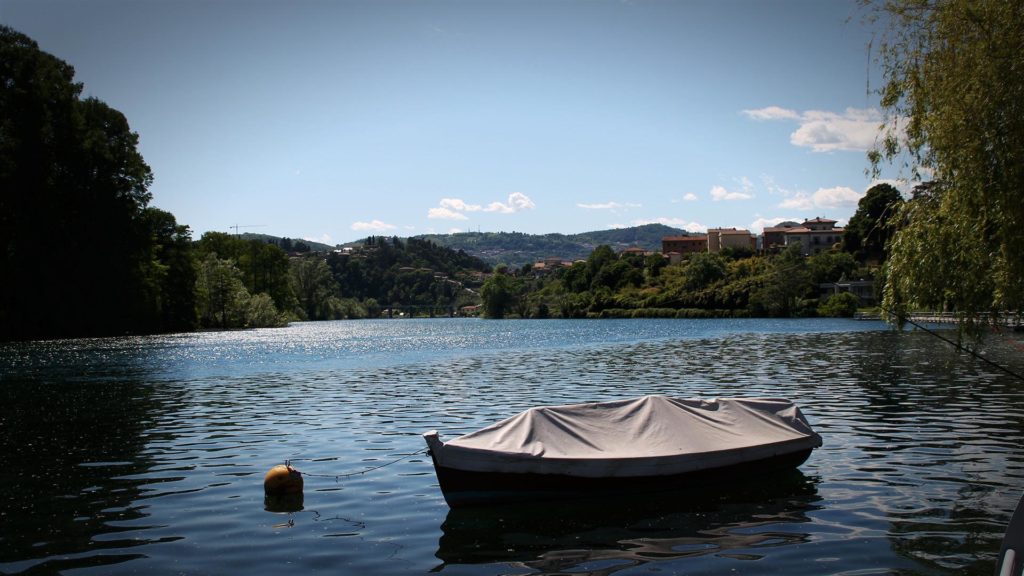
[0,378,180,573]
[1,319,1023,575]
[264,493,304,514]
[435,469,820,573]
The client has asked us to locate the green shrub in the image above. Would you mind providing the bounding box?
[818,292,860,317]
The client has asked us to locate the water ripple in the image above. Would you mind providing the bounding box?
[2,319,1023,575]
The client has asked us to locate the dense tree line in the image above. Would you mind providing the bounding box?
[479,241,872,319]
[479,244,872,320]
[0,26,197,339]
[0,27,488,340]
[187,233,490,326]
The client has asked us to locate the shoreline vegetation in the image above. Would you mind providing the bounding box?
[4,0,1021,341]
[475,242,876,321]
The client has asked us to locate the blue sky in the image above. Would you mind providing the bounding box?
[2,0,899,245]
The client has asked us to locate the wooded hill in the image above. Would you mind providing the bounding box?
[238,233,335,254]
[414,223,689,266]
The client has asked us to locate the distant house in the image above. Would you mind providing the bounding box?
[707,228,756,253]
[762,221,800,253]
[784,217,844,256]
[531,257,572,276]
[662,235,707,255]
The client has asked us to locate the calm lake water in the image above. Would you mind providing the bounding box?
[2,318,1023,575]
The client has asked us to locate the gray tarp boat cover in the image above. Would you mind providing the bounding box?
[425,395,822,478]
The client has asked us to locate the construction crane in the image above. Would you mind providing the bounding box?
[230,224,267,237]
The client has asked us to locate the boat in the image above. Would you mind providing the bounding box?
[996,491,1024,576]
[423,395,823,507]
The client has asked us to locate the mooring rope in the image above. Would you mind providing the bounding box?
[887,309,1024,383]
[287,448,429,481]
[764,259,1024,383]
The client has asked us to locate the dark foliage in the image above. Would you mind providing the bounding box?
[0,26,193,339]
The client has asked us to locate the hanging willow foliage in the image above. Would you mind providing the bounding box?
[867,0,1024,334]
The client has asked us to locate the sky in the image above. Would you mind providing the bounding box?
[2,0,902,245]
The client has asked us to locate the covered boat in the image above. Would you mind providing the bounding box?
[424,395,823,507]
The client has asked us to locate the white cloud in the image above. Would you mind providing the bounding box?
[745,106,883,153]
[576,201,642,210]
[429,193,535,220]
[630,217,706,234]
[440,198,483,212]
[484,192,536,213]
[427,207,469,220]
[778,186,862,211]
[711,185,754,202]
[743,106,801,121]
[683,193,698,202]
[812,186,863,208]
[351,219,397,232]
[779,193,813,211]
[790,109,881,152]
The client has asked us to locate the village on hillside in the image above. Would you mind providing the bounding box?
[529,217,841,266]
[522,216,875,309]
[660,217,844,262]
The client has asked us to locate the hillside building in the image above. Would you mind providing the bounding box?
[762,221,800,253]
[707,228,756,253]
[661,236,707,255]
[783,218,844,256]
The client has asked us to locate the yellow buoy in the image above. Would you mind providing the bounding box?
[264,464,304,495]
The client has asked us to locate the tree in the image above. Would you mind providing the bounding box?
[245,293,285,327]
[809,251,858,285]
[586,245,617,289]
[683,253,727,290]
[644,254,668,280]
[592,259,641,291]
[196,232,296,318]
[868,0,1024,329]
[480,272,516,319]
[0,26,180,339]
[195,253,248,328]
[818,292,861,318]
[245,241,295,313]
[142,208,197,332]
[842,183,904,263]
[290,257,340,321]
[749,245,815,317]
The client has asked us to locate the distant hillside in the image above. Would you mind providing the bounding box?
[238,233,335,253]
[415,224,687,267]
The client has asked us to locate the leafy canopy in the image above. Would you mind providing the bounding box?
[868,0,1024,328]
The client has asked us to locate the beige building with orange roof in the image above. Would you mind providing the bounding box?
[707,228,756,253]
[783,217,844,256]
